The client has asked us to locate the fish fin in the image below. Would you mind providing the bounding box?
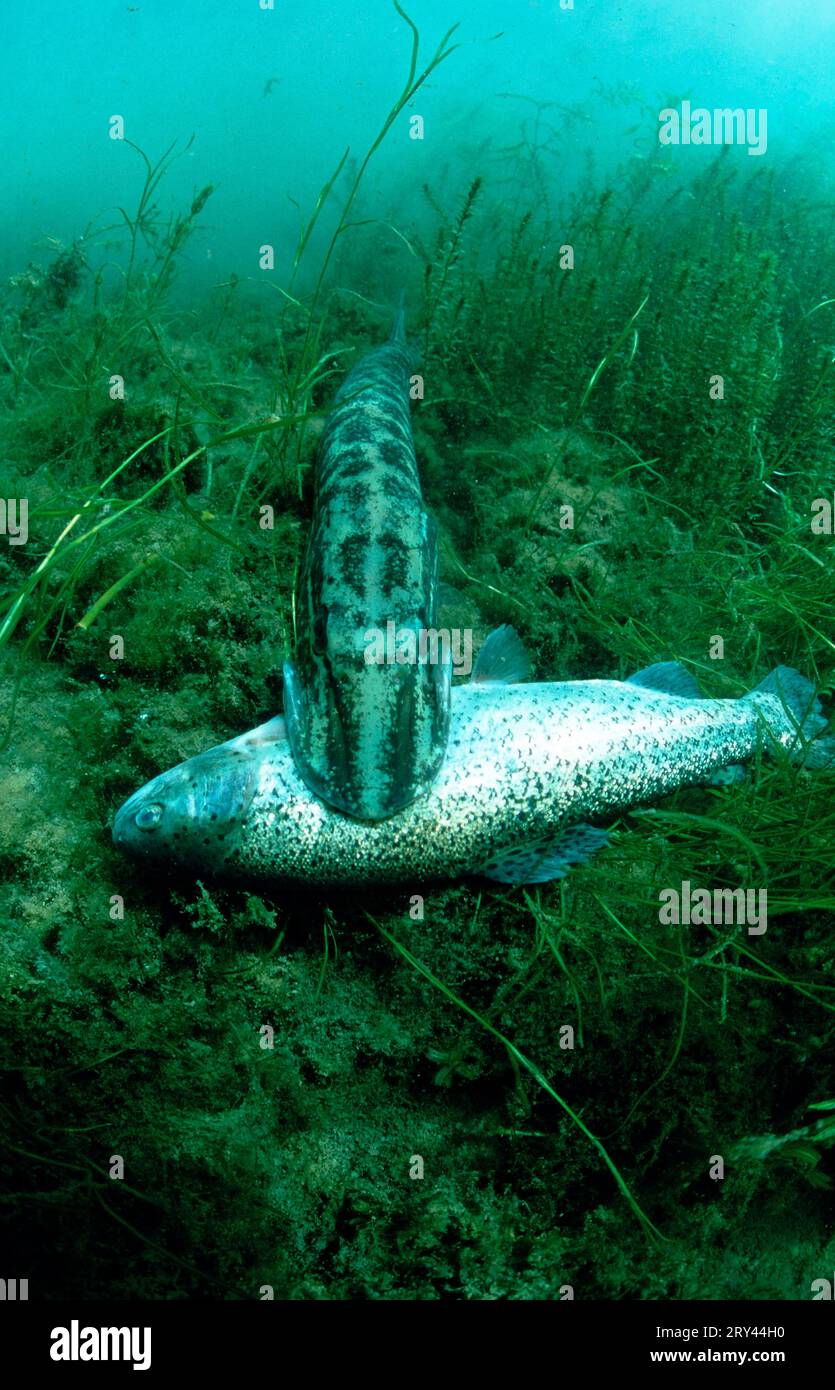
[704,763,746,787]
[471,625,532,685]
[744,666,835,768]
[626,660,701,697]
[477,824,609,885]
[223,715,287,752]
[282,660,305,747]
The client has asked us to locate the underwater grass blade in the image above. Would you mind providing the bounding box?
[76,553,161,631]
[288,1,460,381]
[369,913,663,1242]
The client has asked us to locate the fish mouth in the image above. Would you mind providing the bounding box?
[111,784,157,851]
[111,794,133,845]
[111,795,139,849]
[283,654,449,820]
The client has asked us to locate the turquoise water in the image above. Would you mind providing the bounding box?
[3,0,832,284]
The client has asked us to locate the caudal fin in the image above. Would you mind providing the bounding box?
[744,666,835,769]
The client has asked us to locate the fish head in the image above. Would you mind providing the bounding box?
[112,716,285,871]
[283,638,451,820]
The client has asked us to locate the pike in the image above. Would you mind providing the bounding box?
[113,629,834,886]
[283,297,451,820]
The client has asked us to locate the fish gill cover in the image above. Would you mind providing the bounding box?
[0,0,834,1318]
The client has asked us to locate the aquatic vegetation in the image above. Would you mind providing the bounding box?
[2,25,835,1302]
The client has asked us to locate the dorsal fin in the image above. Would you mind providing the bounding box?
[471,626,532,685]
[626,661,701,698]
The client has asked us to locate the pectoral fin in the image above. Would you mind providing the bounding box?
[704,763,746,787]
[477,823,609,885]
[282,660,306,759]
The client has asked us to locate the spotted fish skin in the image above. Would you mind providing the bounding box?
[284,302,450,821]
[112,662,833,887]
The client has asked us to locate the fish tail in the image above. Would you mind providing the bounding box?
[743,666,835,768]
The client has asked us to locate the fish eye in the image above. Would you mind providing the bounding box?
[135,802,163,831]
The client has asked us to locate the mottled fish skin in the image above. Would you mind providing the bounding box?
[112,664,833,886]
[284,303,451,821]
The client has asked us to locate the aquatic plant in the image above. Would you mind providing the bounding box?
[2,54,835,1301]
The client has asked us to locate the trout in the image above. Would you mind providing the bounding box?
[113,631,833,886]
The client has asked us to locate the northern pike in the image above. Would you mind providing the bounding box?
[112,629,833,886]
[283,298,451,820]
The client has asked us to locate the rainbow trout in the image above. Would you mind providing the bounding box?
[112,631,833,886]
[284,299,451,820]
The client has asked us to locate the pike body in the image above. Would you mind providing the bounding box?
[284,302,450,820]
